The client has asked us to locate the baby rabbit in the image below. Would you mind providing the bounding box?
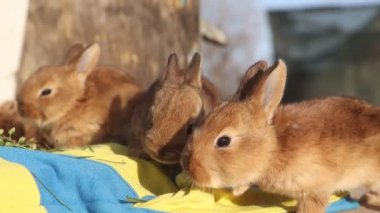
[127,53,220,164]
[181,60,380,213]
[0,101,25,139]
[0,100,42,141]
[17,43,142,147]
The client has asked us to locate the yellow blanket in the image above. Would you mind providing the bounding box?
[0,143,358,213]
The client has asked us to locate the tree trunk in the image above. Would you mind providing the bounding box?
[18,0,199,89]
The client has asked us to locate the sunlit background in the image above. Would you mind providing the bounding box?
[202,0,380,104]
[1,0,380,105]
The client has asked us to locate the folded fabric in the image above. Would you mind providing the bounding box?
[135,187,359,213]
[0,143,360,213]
[0,145,174,212]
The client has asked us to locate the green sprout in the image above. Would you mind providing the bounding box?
[0,127,49,150]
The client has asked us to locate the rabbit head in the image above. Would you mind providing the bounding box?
[181,60,287,190]
[142,53,205,164]
[17,43,100,131]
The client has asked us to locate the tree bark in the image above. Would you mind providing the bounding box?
[18,0,199,89]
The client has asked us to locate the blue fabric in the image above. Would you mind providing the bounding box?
[327,196,360,213]
[0,147,360,213]
[0,147,160,213]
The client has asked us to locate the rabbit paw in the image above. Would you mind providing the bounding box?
[361,191,380,206]
[232,185,250,196]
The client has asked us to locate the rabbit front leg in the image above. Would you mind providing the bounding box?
[232,184,251,196]
[361,191,380,206]
[361,183,380,206]
[51,120,104,147]
[296,192,329,213]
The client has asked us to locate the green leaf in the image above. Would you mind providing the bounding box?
[8,127,15,136]
[30,143,37,149]
[126,196,148,203]
[31,172,73,211]
[18,137,26,144]
[74,156,94,159]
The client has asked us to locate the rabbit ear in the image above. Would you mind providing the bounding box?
[63,43,85,65]
[246,60,287,122]
[232,60,268,100]
[161,53,182,85]
[185,52,202,88]
[73,43,100,75]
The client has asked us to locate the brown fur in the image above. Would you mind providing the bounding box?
[126,53,220,164]
[0,100,44,142]
[0,101,25,139]
[17,43,142,147]
[181,60,380,213]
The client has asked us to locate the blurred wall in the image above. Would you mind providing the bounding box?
[4,0,380,105]
[200,0,274,99]
[202,0,380,104]
[270,6,380,104]
[0,0,29,102]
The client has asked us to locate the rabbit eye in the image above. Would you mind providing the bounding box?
[186,124,194,135]
[40,88,52,96]
[216,136,231,148]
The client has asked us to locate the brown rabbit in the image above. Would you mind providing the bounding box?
[0,100,25,139]
[126,53,220,164]
[0,100,40,140]
[181,59,380,213]
[17,43,142,147]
